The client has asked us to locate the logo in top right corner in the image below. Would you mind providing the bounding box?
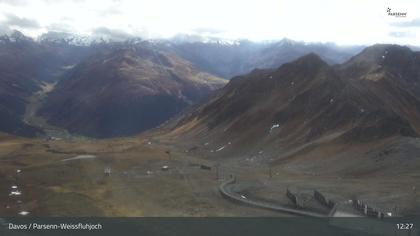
[387,7,407,17]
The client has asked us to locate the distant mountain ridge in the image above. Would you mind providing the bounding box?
[160,38,364,79]
[0,31,368,138]
[3,30,366,80]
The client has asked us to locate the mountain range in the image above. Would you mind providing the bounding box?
[0,31,365,138]
[38,42,226,138]
[163,37,363,79]
[164,44,420,175]
[2,31,420,217]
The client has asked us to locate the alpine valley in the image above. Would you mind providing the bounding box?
[0,31,419,218]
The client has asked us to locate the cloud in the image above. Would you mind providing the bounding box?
[2,13,41,29]
[98,8,122,16]
[389,31,415,38]
[46,22,75,33]
[42,0,86,3]
[0,23,11,34]
[92,27,133,41]
[0,0,27,6]
[191,27,225,35]
[0,0,419,46]
[0,0,86,7]
[390,18,420,27]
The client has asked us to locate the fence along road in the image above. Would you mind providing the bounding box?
[219,175,325,217]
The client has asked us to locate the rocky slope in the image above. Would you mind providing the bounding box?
[164,45,420,176]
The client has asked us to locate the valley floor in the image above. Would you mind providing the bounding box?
[22,82,71,140]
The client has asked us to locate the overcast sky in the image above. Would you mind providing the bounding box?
[0,0,419,45]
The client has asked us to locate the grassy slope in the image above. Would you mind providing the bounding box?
[0,134,285,216]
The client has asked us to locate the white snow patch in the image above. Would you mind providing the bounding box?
[216,146,226,152]
[61,155,96,162]
[269,124,280,132]
[16,170,21,173]
[9,190,21,196]
[18,211,29,216]
[11,185,17,189]
[246,156,259,162]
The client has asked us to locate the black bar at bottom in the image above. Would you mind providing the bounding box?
[0,217,419,236]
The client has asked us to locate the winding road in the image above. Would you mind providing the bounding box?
[219,176,326,217]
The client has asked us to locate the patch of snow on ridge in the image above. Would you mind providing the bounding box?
[269,124,280,132]
[61,155,96,162]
